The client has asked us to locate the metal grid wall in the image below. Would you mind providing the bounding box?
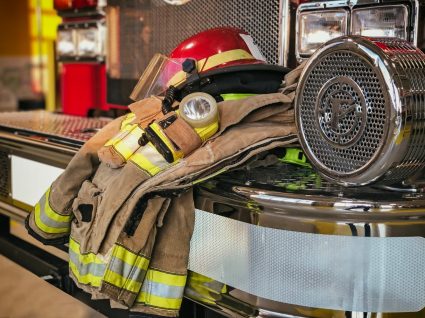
[119,0,282,78]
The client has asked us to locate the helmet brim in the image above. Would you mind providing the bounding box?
[177,64,292,100]
[200,63,291,78]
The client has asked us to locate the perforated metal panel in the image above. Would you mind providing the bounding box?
[115,0,283,79]
[300,51,388,174]
[0,150,10,198]
[296,36,425,186]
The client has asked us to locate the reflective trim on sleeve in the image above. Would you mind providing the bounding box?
[68,237,107,287]
[135,269,186,310]
[103,244,150,294]
[103,269,143,294]
[129,143,172,176]
[69,262,104,287]
[33,188,72,234]
[69,246,106,277]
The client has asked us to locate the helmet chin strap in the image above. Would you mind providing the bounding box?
[161,85,178,115]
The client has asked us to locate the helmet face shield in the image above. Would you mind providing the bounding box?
[130,53,188,101]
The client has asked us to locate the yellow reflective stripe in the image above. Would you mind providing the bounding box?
[68,238,107,287]
[137,292,182,310]
[201,49,254,71]
[103,244,150,293]
[129,143,172,176]
[103,269,142,293]
[43,188,72,223]
[146,269,186,287]
[69,261,103,287]
[194,121,219,142]
[112,245,149,271]
[173,110,218,143]
[120,113,136,130]
[113,126,144,160]
[34,201,70,234]
[105,113,137,147]
[69,238,104,265]
[168,49,255,87]
[136,269,186,309]
[104,130,130,147]
[105,122,138,147]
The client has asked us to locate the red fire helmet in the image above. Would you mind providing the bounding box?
[131,27,290,102]
[168,27,290,98]
[170,27,266,71]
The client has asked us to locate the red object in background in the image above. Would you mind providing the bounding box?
[54,0,97,10]
[61,63,124,116]
[61,63,104,116]
[54,0,72,10]
[73,0,98,9]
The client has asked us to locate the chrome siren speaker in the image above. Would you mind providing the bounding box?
[295,36,425,186]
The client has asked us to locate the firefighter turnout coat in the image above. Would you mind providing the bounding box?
[26,67,302,317]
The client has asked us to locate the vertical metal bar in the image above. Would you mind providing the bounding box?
[36,0,44,101]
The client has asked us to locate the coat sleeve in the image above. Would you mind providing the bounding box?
[26,116,125,245]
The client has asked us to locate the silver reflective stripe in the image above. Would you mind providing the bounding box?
[38,194,70,229]
[203,280,225,292]
[141,279,184,299]
[141,143,170,170]
[108,256,146,281]
[68,247,106,277]
[189,210,425,313]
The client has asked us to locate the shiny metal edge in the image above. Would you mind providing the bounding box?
[278,0,287,66]
[0,201,28,223]
[295,0,421,62]
[0,131,79,156]
[190,186,425,317]
[295,2,349,62]
[195,182,425,239]
[217,185,425,221]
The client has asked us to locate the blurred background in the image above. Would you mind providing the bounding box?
[0,0,284,117]
[0,1,61,113]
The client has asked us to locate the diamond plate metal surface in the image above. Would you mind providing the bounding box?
[0,111,111,143]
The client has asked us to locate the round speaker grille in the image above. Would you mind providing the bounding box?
[295,37,425,186]
[301,51,388,174]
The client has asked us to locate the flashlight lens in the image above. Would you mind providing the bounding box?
[179,92,218,128]
[182,97,212,120]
